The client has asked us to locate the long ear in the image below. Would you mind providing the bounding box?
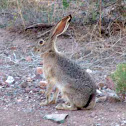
[51,15,72,38]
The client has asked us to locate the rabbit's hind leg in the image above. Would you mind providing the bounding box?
[55,93,77,110]
[82,94,96,110]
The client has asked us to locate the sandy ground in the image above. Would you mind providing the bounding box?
[0,28,126,126]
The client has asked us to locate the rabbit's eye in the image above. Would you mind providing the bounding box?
[39,40,44,45]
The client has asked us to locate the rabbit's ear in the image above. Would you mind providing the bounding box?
[51,15,72,38]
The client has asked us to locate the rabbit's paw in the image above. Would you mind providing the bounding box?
[56,103,77,110]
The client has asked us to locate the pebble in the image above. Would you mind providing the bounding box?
[96,89,104,96]
[26,77,33,82]
[39,81,47,89]
[86,69,93,73]
[95,123,101,126]
[5,76,15,84]
[25,56,32,62]
[121,120,126,126]
[21,82,28,88]
[25,87,31,93]
[36,67,43,75]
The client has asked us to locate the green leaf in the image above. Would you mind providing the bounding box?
[62,0,70,9]
[111,63,126,95]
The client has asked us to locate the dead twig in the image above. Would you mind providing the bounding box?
[25,23,53,31]
[99,0,102,37]
[16,0,26,30]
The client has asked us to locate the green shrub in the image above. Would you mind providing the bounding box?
[111,63,126,100]
[62,0,71,9]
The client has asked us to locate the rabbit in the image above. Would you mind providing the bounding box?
[34,15,97,110]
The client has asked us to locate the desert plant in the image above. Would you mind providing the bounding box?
[62,0,71,9]
[111,63,126,100]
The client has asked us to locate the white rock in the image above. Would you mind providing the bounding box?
[5,76,14,84]
[96,96,107,103]
[121,120,126,126]
[96,89,102,95]
[86,69,93,73]
[43,114,68,123]
[96,89,104,97]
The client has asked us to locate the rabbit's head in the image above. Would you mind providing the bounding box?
[34,15,72,55]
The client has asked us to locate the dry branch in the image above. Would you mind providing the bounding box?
[25,23,53,31]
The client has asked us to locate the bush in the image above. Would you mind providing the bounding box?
[111,63,126,100]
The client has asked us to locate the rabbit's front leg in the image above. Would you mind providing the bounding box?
[40,82,54,106]
[49,87,59,104]
[40,81,59,106]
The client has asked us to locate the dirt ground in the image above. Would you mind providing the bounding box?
[0,28,126,126]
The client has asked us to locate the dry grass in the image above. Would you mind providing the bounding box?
[0,0,125,29]
[0,0,125,81]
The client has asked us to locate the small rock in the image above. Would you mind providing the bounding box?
[21,82,28,88]
[0,86,3,89]
[96,89,105,97]
[121,120,126,126]
[26,77,32,82]
[39,89,45,94]
[25,87,31,93]
[36,67,43,75]
[95,123,101,126]
[16,98,22,103]
[39,81,47,89]
[25,56,32,62]
[86,69,93,73]
[5,76,15,84]
[43,114,68,123]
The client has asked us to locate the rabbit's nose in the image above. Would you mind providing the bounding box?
[33,47,38,52]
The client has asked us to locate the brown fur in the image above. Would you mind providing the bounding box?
[34,15,96,110]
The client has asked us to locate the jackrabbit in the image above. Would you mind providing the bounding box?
[34,15,96,110]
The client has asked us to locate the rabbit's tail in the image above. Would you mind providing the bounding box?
[83,93,96,109]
